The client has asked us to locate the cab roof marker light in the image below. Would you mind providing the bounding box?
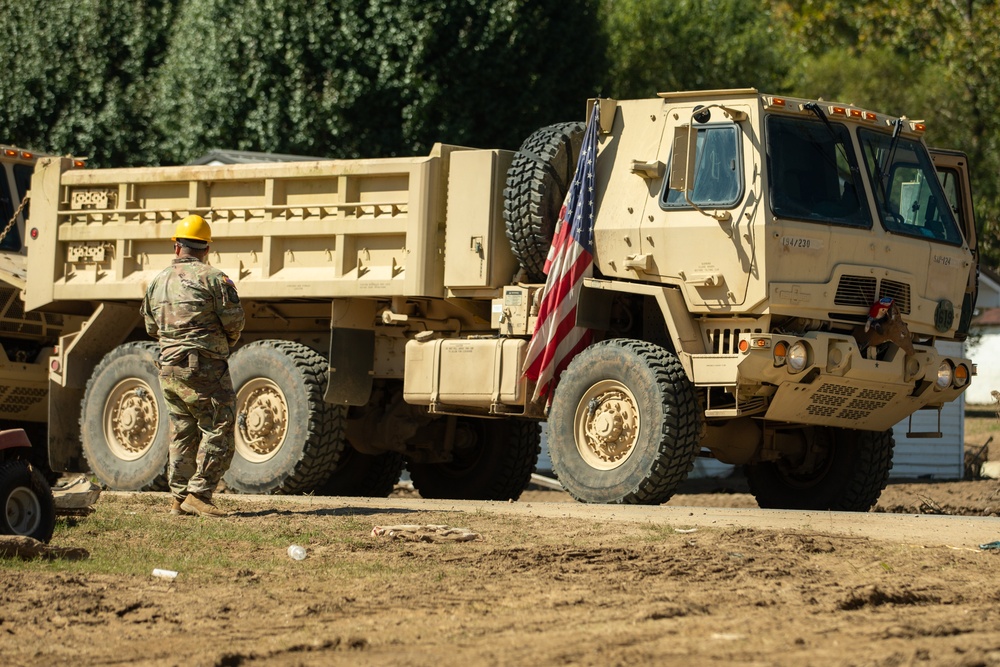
[766,97,787,109]
[829,105,848,116]
[849,108,862,119]
[863,111,878,122]
[3,149,16,158]
[19,151,33,160]
[910,120,927,133]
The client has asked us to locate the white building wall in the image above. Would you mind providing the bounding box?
[964,331,1000,405]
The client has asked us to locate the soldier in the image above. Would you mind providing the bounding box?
[141,215,245,518]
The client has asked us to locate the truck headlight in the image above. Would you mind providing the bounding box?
[787,341,809,372]
[935,361,953,390]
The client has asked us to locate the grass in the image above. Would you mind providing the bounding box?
[965,407,1000,448]
[1,493,418,581]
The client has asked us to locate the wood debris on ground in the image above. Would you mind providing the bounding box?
[371,524,482,542]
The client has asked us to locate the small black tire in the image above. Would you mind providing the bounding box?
[548,339,702,505]
[224,340,340,494]
[745,428,894,511]
[0,459,56,543]
[503,121,585,282]
[407,418,540,501]
[80,342,168,491]
[315,448,404,498]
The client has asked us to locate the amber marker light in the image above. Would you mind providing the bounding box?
[910,121,927,133]
[773,340,788,366]
[954,364,969,388]
[3,149,16,157]
[830,106,847,116]
[849,109,862,119]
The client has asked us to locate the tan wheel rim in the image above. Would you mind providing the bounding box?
[235,378,288,463]
[103,378,159,462]
[573,379,640,471]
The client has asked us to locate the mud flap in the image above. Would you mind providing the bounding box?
[325,327,374,406]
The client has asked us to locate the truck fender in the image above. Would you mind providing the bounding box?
[0,428,31,454]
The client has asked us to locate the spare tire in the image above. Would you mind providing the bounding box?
[503,121,585,282]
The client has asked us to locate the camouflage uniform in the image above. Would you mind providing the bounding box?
[141,256,245,502]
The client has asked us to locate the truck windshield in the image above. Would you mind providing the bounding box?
[858,128,963,245]
[766,116,870,228]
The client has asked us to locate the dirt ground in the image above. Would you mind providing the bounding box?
[3,474,1000,667]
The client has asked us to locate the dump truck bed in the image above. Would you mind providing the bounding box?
[25,144,515,313]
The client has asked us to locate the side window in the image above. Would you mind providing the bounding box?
[661,125,742,208]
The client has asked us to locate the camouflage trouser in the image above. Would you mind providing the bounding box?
[159,355,236,502]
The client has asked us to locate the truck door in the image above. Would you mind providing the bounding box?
[930,148,978,337]
[643,102,757,309]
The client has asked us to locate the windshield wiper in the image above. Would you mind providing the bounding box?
[880,118,904,190]
[803,102,856,180]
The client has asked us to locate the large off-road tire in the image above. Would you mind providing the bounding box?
[407,418,540,501]
[548,339,702,505]
[80,342,168,491]
[503,121,585,282]
[315,448,404,498]
[0,459,55,543]
[224,340,341,494]
[745,427,894,511]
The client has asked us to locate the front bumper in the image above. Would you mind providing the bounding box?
[738,332,970,431]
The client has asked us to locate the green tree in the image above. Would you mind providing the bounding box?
[0,0,177,167]
[154,0,605,163]
[601,0,792,99]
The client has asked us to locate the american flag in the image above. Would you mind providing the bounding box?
[522,104,599,402]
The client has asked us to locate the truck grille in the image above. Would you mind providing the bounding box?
[834,276,876,308]
[804,383,897,421]
[707,327,763,354]
[878,279,911,314]
[0,385,46,413]
[834,275,911,314]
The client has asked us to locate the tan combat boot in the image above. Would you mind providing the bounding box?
[169,498,192,516]
[180,494,228,518]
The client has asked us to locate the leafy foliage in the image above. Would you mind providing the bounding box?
[601,0,791,99]
[0,0,177,167]
[153,0,605,163]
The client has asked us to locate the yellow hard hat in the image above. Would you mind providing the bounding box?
[172,215,212,246]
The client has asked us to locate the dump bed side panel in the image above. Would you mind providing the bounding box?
[25,153,453,312]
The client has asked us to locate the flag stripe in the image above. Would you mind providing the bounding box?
[522,104,600,402]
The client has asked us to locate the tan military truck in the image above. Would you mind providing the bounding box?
[0,146,87,474]
[21,88,977,509]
